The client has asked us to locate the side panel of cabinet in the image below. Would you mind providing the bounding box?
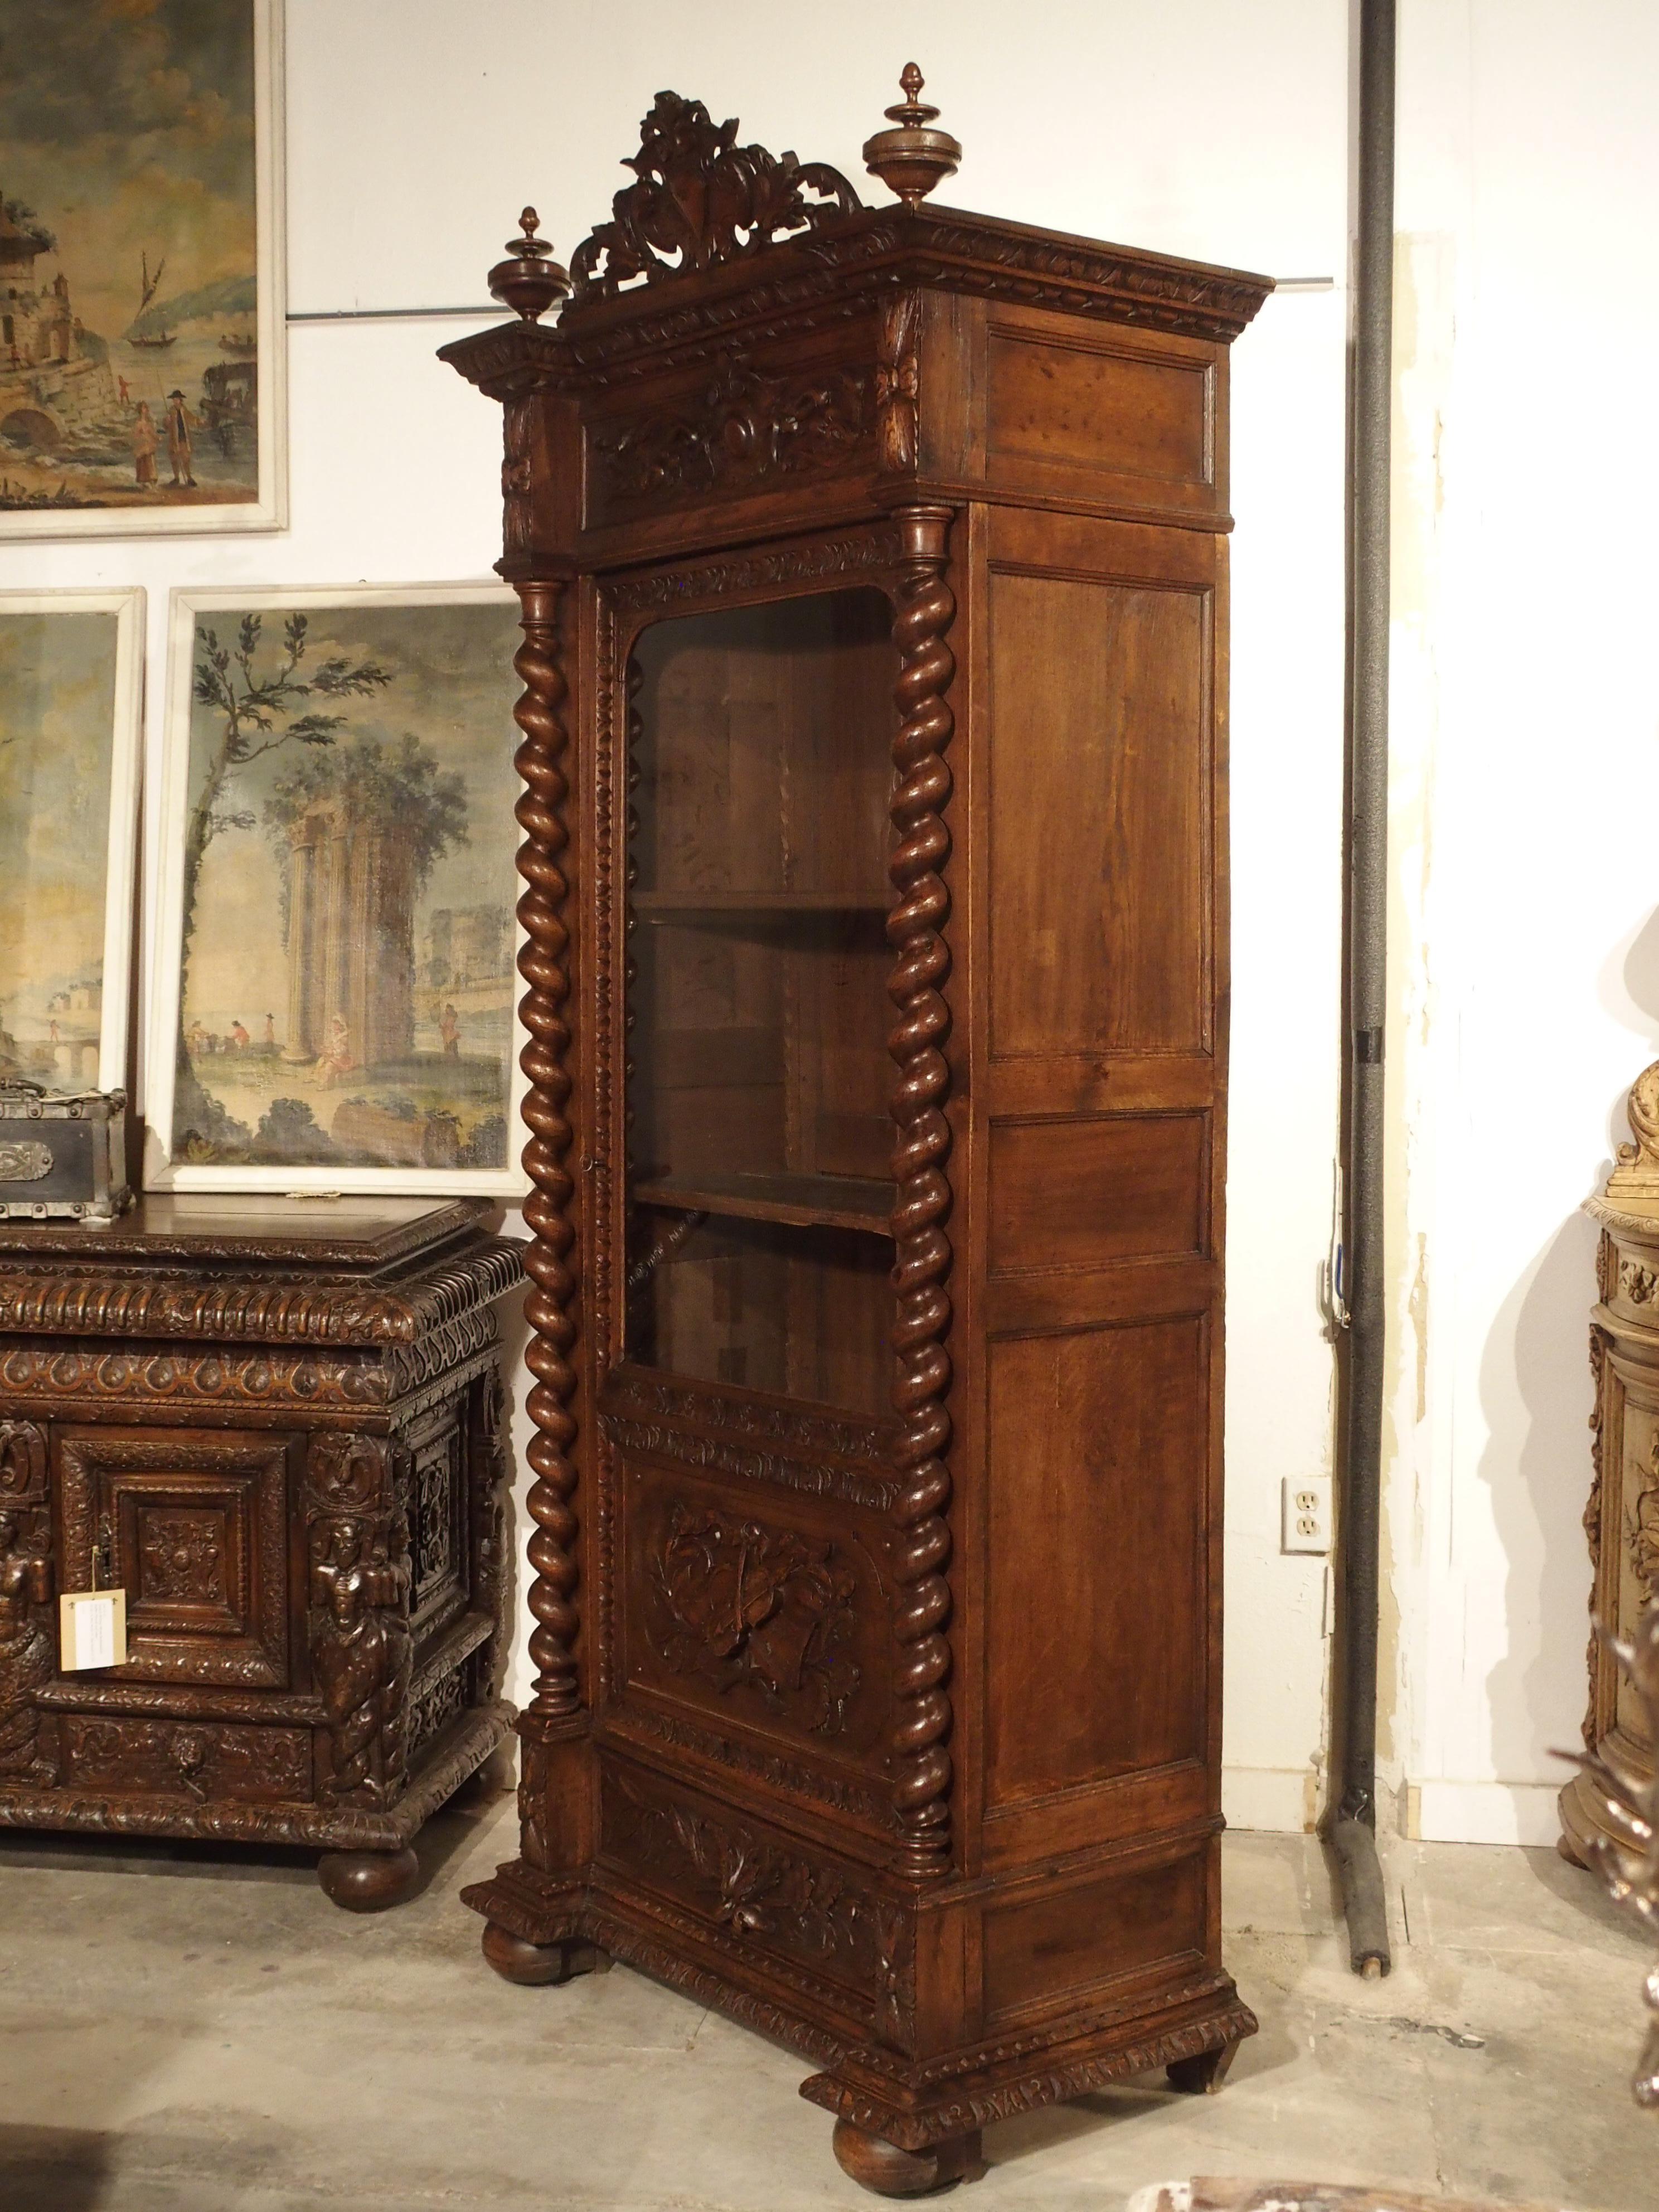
[968,503,1225,1878]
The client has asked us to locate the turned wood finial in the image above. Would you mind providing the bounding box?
[488,207,571,322]
[862,62,961,208]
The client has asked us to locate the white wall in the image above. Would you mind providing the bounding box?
[1386,0,1659,1842]
[0,1,1351,1823]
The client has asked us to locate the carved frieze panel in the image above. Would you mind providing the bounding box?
[602,1766,911,2044]
[57,1716,313,1804]
[591,353,872,513]
[607,528,904,625]
[0,1344,384,1415]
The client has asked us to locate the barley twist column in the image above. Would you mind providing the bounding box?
[512,580,580,1750]
[887,505,957,1880]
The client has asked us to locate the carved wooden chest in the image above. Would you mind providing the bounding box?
[442,69,1270,2197]
[0,1195,523,1908]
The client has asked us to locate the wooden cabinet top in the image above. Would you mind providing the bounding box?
[441,79,1274,573]
[0,1196,524,1347]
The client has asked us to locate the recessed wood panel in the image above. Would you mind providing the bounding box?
[986,1319,1205,1809]
[989,1113,1206,1274]
[988,332,1211,487]
[54,1427,294,1690]
[618,1453,892,1764]
[981,1848,1207,2025]
[988,570,1209,1059]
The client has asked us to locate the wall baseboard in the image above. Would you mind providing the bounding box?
[1222,1764,1317,1833]
[1408,1778,1562,1847]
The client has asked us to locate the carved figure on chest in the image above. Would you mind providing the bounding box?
[312,1516,412,1805]
[0,1507,51,1776]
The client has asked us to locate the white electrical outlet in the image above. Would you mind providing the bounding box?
[1281,1474,1332,1555]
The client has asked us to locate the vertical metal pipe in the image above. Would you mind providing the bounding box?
[1332,0,1395,1977]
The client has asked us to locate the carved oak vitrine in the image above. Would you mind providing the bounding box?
[0,1196,522,1909]
[444,70,1270,2194]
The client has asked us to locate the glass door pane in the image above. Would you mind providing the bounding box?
[624,588,895,1417]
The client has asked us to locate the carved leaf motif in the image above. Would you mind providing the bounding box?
[875,293,920,472]
[570,91,864,300]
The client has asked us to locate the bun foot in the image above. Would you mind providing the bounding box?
[1167,2038,1239,2094]
[481,1920,610,1986]
[316,1845,420,1912]
[831,2120,983,2197]
[1557,1830,1590,1870]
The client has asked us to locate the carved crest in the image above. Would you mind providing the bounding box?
[651,1504,862,1735]
[570,90,864,300]
[0,1141,52,1183]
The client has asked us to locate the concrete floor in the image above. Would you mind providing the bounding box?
[0,1795,1652,2211]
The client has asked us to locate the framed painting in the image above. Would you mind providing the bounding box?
[0,0,285,538]
[0,588,144,1095]
[147,584,528,1196]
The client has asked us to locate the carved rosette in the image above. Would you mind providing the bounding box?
[886,506,958,1879]
[512,580,583,1768]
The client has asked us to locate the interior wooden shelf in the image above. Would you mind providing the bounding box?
[632,1168,893,1235]
[633,889,891,916]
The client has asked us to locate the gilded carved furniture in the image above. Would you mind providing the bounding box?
[1562,1066,1659,1875]
[0,1195,522,1909]
[443,71,1270,2193]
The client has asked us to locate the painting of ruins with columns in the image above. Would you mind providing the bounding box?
[0,590,144,1096]
[147,586,525,1194]
[0,0,284,540]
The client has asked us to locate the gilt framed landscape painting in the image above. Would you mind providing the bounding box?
[147,585,528,1196]
[0,0,285,538]
[0,589,144,1096]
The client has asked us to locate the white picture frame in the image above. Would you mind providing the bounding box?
[0,0,287,540]
[0,586,145,1097]
[147,583,528,1199]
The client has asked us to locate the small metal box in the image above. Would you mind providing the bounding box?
[0,1083,131,1220]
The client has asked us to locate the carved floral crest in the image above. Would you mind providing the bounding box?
[570,90,864,300]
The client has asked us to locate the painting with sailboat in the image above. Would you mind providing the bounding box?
[0,0,284,539]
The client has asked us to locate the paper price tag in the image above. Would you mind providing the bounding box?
[59,1589,127,1671]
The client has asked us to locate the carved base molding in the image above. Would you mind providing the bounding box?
[0,1700,510,1852]
[461,1853,1256,2151]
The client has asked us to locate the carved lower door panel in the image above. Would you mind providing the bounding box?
[54,1425,298,1690]
[600,1367,898,1842]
